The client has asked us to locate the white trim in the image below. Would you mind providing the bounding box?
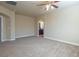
[1,39,15,42]
[0,16,3,42]
[15,34,35,38]
[44,36,79,46]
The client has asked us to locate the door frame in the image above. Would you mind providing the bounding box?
[0,15,3,42]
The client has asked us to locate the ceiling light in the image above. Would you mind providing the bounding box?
[46,4,50,11]
[51,6,54,10]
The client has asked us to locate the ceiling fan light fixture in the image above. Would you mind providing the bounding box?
[46,5,49,11]
[51,6,54,10]
[46,4,50,11]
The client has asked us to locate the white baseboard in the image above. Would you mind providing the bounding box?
[44,36,79,46]
[15,34,35,39]
[1,39,15,42]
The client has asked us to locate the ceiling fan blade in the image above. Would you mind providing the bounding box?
[37,1,50,6]
[54,1,60,3]
[37,4,47,6]
[52,5,58,8]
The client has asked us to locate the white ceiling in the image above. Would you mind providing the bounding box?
[0,1,79,17]
[0,1,50,17]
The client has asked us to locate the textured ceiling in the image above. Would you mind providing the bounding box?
[0,1,79,17]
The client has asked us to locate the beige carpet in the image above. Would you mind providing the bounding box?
[0,36,79,57]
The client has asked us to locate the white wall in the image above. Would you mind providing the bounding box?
[15,14,35,38]
[37,2,79,45]
[0,5,36,41]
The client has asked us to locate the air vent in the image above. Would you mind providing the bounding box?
[6,1,17,6]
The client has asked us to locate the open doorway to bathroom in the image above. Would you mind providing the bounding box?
[38,21,44,37]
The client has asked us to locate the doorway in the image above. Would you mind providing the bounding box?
[38,21,44,37]
[0,17,1,42]
[0,15,3,42]
[0,15,11,42]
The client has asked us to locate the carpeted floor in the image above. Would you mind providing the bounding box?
[0,36,79,57]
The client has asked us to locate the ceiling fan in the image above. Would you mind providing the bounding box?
[37,1,60,11]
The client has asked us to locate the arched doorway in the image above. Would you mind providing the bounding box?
[38,21,44,37]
